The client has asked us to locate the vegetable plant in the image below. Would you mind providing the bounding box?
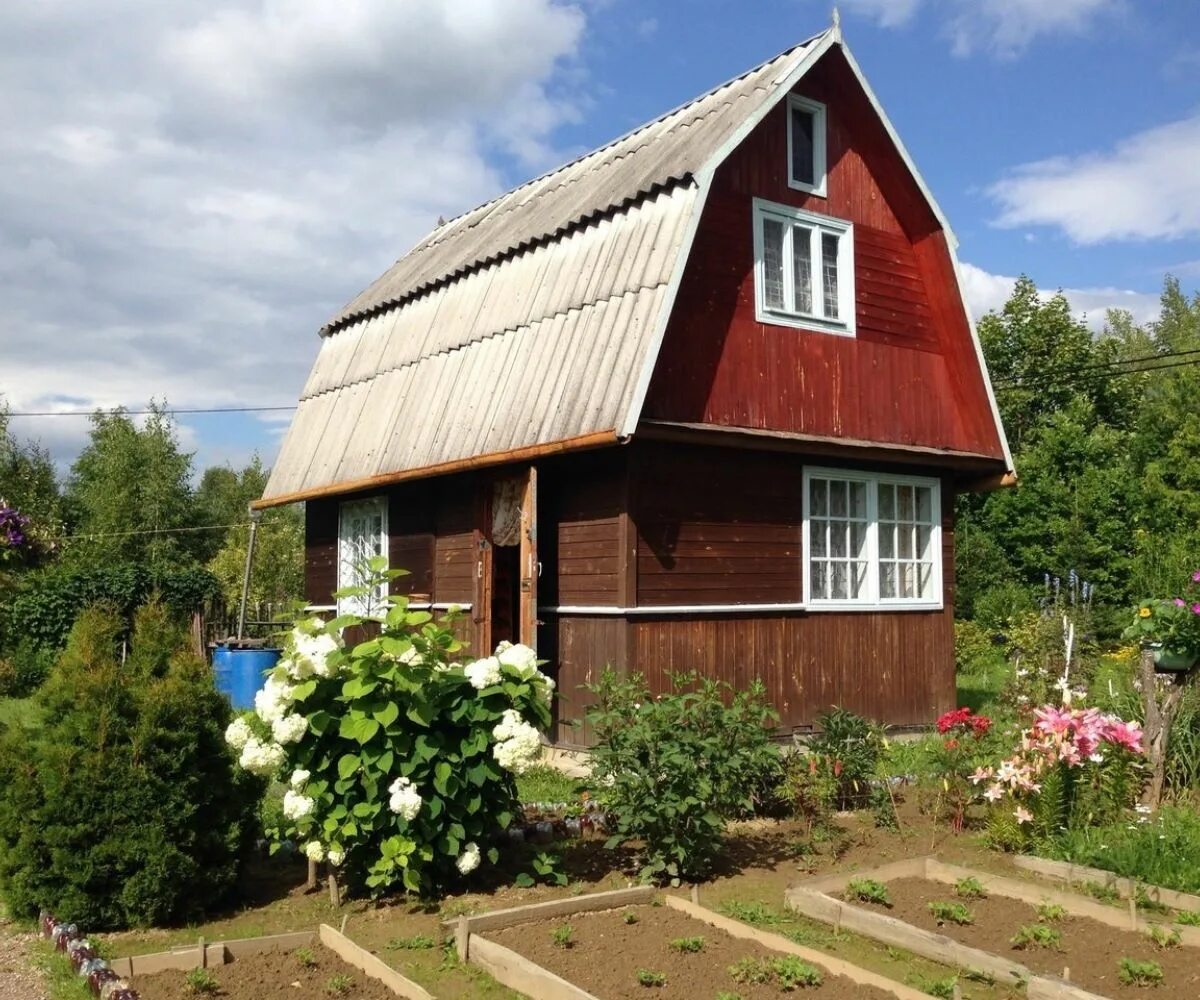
[1035,902,1066,922]
[804,707,886,809]
[295,947,318,968]
[1145,924,1181,949]
[226,563,554,895]
[387,935,436,950]
[669,936,705,953]
[1010,924,1062,950]
[954,876,988,899]
[928,901,974,926]
[325,974,354,995]
[847,878,892,907]
[551,924,575,949]
[1118,958,1164,986]
[623,910,639,925]
[515,850,568,887]
[1175,909,1200,926]
[185,969,219,995]
[637,970,666,987]
[772,956,822,989]
[719,900,782,926]
[727,958,773,985]
[585,669,778,883]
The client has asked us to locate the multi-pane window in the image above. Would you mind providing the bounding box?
[787,94,826,196]
[338,497,388,614]
[804,470,941,608]
[754,199,854,334]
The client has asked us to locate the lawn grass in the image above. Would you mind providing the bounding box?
[515,764,581,804]
[956,666,1006,717]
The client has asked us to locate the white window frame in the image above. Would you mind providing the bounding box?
[802,467,942,612]
[337,496,388,615]
[786,94,827,197]
[752,198,856,336]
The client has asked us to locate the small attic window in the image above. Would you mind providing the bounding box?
[787,94,827,197]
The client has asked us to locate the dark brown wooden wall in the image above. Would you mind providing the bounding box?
[642,48,1005,461]
[304,499,339,606]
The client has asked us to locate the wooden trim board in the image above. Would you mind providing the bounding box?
[664,896,930,1000]
[113,932,316,977]
[1013,854,1200,913]
[318,924,434,1000]
[441,885,655,935]
[469,936,599,1000]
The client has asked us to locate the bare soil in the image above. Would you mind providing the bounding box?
[857,877,1200,999]
[132,944,396,1000]
[0,916,46,1000]
[491,904,901,1000]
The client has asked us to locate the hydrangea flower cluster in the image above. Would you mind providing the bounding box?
[456,841,481,874]
[492,708,543,774]
[280,622,342,680]
[388,776,422,820]
[238,736,285,776]
[464,656,502,690]
[282,788,315,821]
[972,704,1144,823]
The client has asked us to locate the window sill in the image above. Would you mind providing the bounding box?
[805,600,944,613]
[787,177,827,197]
[756,307,855,337]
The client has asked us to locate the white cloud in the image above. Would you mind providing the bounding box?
[959,262,1162,330]
[988,115,1200,243]
[835,0,1117,57]
[0,0,587,468]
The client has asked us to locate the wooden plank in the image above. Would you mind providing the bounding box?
[444,886,655,934]
[519,464,538,650]
[1026,978,1111,1000]
[468,935,599,1000]
[222,932,316,958]
[785,888,1029,985]
[1012,855,1200,913]
[318,924,434,1000]
[792,857,926,895]
[664,896,930,1000]
[119,932,315,976]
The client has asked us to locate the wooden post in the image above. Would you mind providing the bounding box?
[690,885,699,905]
[455,916,469,964]
[329,871,341,907]
[198,937,206,969]
[1138,647,1196,809]
[1128,892,1138,931]
[340,915,348,935]
[1063,966,1070,982]
[306,858,319,890]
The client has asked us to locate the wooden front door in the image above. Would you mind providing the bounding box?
[479,466,538,652]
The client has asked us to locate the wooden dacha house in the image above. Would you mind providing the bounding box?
[257,22,1014,743]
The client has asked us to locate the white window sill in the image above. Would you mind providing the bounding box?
[757,307,855,336]
[805,601,943,613]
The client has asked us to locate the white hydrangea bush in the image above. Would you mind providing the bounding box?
[227,566,553,895]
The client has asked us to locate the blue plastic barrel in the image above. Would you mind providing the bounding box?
[212,646,282,710]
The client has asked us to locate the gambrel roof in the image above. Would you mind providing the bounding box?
[260,24,1011,507]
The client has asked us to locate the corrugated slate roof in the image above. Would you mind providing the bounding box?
[261,31,835,505]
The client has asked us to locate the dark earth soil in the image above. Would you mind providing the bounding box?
[133,944,397,1000]
[854,877,1200,1000]
[491,904,901,1000]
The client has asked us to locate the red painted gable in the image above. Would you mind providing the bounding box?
[643,47,1006,462]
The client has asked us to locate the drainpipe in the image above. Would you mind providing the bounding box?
[236,508,262,642]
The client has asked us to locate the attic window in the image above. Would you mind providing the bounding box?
[337,496,388,615]
[753,198,855,336]
[787,95,827,196]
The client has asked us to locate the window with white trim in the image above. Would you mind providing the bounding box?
[337,497,388,614]
[753,199,855,335]
[787,94,827,196]
[803,469,941,609]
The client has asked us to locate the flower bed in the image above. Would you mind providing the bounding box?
[488,904,904,1000]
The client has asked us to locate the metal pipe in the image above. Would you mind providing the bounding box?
[236,508,262,641]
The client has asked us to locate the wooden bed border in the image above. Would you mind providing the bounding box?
[1013,854,1200,913]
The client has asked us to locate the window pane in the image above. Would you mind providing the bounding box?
[792,225,813,313]
[916,525,932,560]
[879,524,894,558]
[791,106,815,186]
[812,523,827,557]
[761,218,786,310]
[878,483,894,520]
[850,481,867,519]
[830,562,848,600]
[898,485,914,521]
[811,561,828,600]
[810,478,827,516]
[830,524,847,558]
[850,521,867,559]
[916,486,933,524]
[829,480,847,517]
[918,563,933,599]
[851,561,867,599]
[900,563,915,598]
[821,232,840,320]
[880,562,896,598]
[898,525,914,559]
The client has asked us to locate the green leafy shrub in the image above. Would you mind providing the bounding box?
[0,639,55,698]
[515,851,567,887]
[185,969,219,995]
[637,969,666,987]
[803,707,886,810]
[1036,902,1066,922]
[928,901,973,926]
[1118,958,1163,986]
[229,565,553,895]
[1175,909,1200,926]
[771,956,822,989]
[727,958,773,985]
[0,601,260,928]
[779,751,837,835]
[585,670,777,883]
[551,924,574,949]
[1,563,218,653]
[669,936,704,953]
[1145,924,1181,949]
[846,879,891,907]
[954,876,987,900]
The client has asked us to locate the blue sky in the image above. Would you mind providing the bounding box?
[1,0,1197,478]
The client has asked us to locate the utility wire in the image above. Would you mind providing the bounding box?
[43,522,252,543]
[992,347,1200,385]
[6,404,298,417]
[994,356,1200,391]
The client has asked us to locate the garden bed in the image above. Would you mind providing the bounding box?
[787,857,1200,999]
[132,943,395,1000]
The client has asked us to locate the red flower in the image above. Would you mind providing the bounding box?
[969,715,992,736]
[944,738,959,751]
[936,707,972,733]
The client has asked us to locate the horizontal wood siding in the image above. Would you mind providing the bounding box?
[388,482,434,598]
[544,451,626,607]
[305,498,339,606]
[433,482,476,606]
[642,47,1005,461]
[634,444,802,606]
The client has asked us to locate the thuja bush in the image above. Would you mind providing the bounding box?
[0,601,260,928]
[227,564,553,895]
[585,670,778,884]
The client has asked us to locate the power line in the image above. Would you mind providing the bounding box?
[995,356,1200,391]
[5,404,297,418]
[44,522,252,543]
[993,347,1200,386]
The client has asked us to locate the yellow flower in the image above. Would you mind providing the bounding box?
[1138,607,1152,618]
